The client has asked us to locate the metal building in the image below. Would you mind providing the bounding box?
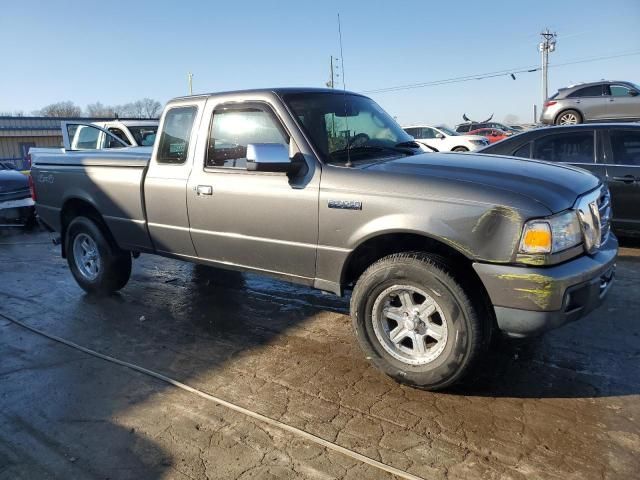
[0,116,146,170]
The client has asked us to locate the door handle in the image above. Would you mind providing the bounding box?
[611,175,636,184]
[195,185,213,195]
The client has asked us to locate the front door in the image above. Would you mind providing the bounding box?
[604,128,640,235]
[605,84,640,120]
[187,101,320,282]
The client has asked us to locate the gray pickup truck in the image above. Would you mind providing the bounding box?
[31,88,617,390]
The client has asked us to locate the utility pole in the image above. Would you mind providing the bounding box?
[538,29,557,106]
[187,72,193,95]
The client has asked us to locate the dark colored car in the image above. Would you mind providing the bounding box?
[0,163,36,227]
[479,124,640,237]
[455,121,518,134]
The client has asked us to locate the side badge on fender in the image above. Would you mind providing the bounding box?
[328,200,362,210]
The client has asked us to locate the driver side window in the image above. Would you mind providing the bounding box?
[207,105,288,169]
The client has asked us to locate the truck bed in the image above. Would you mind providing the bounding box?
[32,147,154,252]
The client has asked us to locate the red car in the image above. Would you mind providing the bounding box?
[468,128,509,143]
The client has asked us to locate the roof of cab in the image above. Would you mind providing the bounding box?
[168,87,366,103]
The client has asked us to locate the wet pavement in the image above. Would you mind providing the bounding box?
[1,229,639,479]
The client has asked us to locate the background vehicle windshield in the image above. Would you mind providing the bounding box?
[438,126,459,136]
[285,92,413,164]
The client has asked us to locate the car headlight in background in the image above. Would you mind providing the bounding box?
[519,210,582,254]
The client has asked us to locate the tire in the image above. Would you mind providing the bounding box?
[350,252,485,390]
[452,146,469,152]
[555,109,582,125]
[65,216,131,294]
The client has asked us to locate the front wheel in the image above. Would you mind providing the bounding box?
[350,252,486,390]
[66,216,131,294]
[452,146,469,152]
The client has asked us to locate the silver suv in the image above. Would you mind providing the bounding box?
[541,80,640,125]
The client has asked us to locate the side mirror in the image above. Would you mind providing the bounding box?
[629,89,639,97]
[435,133,445,139]
[246,143,291,172]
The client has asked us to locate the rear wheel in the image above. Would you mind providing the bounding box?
[555,109,582,125]
[350,252,486,390]
[452,146,469,152]
[66,216,131,294]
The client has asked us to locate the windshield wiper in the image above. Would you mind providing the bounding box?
[330,145,403,159]
[394,141,422,149]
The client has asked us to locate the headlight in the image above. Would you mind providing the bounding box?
[519,210,582,254]
[470,140,486,146]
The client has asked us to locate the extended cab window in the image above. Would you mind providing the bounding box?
[157,107,197,164]
[533,132,595,163]
[206,106,287,169]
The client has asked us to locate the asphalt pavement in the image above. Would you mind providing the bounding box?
[1,229,638,479]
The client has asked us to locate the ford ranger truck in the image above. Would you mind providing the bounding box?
[30,88,617,390]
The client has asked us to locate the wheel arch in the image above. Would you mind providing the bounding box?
[60,197,116,258]
[342,231,473,287]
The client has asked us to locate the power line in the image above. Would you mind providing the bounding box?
[363,50,640,94]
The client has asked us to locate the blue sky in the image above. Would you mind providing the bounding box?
[1,0,638,126]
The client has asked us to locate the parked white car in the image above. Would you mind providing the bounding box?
[92,120,159,147]
[403,125,490,152]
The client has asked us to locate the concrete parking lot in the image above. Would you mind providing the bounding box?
[1,229,639,480]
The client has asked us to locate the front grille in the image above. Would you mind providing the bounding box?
[598,188,611,245]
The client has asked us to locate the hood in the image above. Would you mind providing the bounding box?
[363,152,600,213]
[0,169,29,193]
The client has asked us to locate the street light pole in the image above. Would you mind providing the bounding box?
[188,72,193,95]
[538,29,557,107]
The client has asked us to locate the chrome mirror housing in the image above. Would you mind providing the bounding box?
[246,143,291,172]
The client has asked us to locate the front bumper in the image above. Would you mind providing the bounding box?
[473,235,618,337]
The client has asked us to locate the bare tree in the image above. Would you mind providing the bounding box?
[0,110,25,116]
[86,102,117,118]
[37,101,82,117]
[139,98,162,118]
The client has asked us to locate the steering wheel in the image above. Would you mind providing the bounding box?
[348,133,370,148]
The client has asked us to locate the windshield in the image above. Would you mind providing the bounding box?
[437,126,458,136]
[284,92,413,164]
[128,125,158,146]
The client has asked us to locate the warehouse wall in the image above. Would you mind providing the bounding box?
[0,135,61,169]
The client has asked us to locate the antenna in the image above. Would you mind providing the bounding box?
[337,13,352,168]
[338,14,346,90]
[187,72,194,95]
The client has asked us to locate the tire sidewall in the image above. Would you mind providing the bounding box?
[66,216,113,293]
[352,258,476,388]
[556,109,582,125]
